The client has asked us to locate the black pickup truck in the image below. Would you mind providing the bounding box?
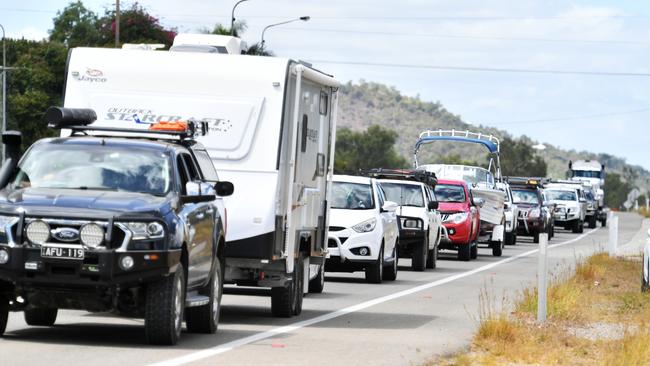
[0,107,233,345]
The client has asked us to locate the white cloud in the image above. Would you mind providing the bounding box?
[7,27,49,41]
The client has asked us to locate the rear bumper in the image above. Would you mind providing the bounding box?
[0,244,181,289]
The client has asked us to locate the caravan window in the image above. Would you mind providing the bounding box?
[319,91,329,115]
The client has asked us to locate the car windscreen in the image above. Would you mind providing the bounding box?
[12,143,172,196]
[434,184,466,203]
[512,189,540,204]
[331,181,375,210]
[380,182,424,207]
[545,190,577,201]
[572,170,601,178]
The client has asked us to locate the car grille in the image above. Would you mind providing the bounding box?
[327,237,347,248]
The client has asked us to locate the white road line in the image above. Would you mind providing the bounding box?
[151,229,600,366]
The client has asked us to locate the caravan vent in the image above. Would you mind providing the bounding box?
[171,33,247,54]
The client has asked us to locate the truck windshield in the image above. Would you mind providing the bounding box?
[545,190,577,201]
[434,184,466,203]
[12,143,171,196]
[331,182,374,210]
[572,170,601,178]
[512,189,540,204]
[380,182,424,207]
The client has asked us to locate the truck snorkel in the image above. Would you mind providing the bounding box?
[0,131,22,188]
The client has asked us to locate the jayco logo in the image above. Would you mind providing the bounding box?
[71,68,107,83]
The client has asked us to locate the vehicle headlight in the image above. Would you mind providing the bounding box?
[80,223,105,247]
[529,208,541,219]
[352,218,377,233]
[25,220,50,244]
[119,222,166,240]
[0,215,18,234]
[444,212,468,224]
[401,218,422,230]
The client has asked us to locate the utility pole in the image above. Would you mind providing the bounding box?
[115,0,120,47]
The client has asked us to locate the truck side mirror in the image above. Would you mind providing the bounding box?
[182,181,216,204]
[215,181,234,197]
[428,201,438,210]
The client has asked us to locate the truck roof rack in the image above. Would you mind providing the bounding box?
[504,176,549,188]
[44,107,208,141]
[363,168,438,187]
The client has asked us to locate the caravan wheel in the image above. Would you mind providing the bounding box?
[271,254,304,317]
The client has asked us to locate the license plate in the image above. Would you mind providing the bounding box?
[41,245,84,260]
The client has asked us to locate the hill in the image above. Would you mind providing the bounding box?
[337,81,649,191]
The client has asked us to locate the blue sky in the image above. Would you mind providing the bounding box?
[2,0,650,169]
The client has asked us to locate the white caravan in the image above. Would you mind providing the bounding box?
[62,38,339,317]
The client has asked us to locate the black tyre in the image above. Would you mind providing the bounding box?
[186,260,222,334]
[0,299,9,336]
[572,220,581,233]
[365,246,383,283]
[412,237,427,271]
[588,215,597,229]
[458,243,471,261]
[578,220,585,233]
[383,247,398,281]
[601,218,607,227]
[271,254,304,317]
[308,263,325,294]
[505,231,516,246]
[145,264,185,345]
[492,241,503,257]
[426,245,437,269]
[533,231,540,244]
[470,242,478,260]
[24,308,57,326]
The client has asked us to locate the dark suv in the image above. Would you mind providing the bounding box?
[507,177,551,243]
[0,108,233,345]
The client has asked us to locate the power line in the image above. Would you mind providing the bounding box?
[490,107,650,125]
[308,60,650,77]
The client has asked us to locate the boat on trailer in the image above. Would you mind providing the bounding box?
[414,130,505,256]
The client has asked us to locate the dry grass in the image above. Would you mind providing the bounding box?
[637,207,650,218]
[430,253,650,365]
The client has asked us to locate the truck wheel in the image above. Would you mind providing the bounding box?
[492,241,503,257]
[186,260,222,334]
[578,220,585,233]
[272,254,304,317]
[365,246,383,283]
[588,215,597,229]
[0,299,8,336]
[505,232,516,246]
[412,237,427,271]
[601,218,607,227]
[308,263,325,294]
[470,241,478,259]
[458,243,471,261]
[383,247,398,281]
[24,308,58,326]
[533,231,540,244]
[572,220,581,233]
[145,264,185,345]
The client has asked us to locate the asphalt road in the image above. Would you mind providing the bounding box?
[1,212,642,366]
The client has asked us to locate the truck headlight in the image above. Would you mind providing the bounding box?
[80,223,105,247]
[25,220,50,244]
[444,212,468,224]
[352,218,377,233]
[119,222,166,240]
[529,208,541,219]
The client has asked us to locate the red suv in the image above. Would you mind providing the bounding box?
[434,179,481,261]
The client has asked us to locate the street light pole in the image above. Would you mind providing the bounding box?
[0,23,6,162]
[261,16,310,48]
[230,0,249,36]
[115,0,120,47]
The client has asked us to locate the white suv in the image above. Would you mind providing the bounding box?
[378,178,442,271]
[326,175,399,283]
[545,184,587,233]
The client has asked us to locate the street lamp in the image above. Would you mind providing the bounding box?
[0,23,5,162]
[261,16,310,48]
[230,0,250,36]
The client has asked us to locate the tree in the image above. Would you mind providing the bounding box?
[97,3,177,47]
[49,1,101,47]
[334,126,409,174]
[604,173,632,209]
[499,137,547,177]
[201,22,273,55]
